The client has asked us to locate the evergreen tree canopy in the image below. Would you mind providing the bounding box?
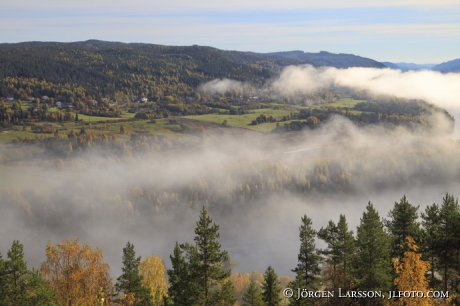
[420,203,442,289]
[262,265,282,306]
[294,214,321,288]
[242,281,264,306]
[167,242,192,306]
[188,206,231,306]
[436,193,460,293]
[209,280,237,306]
[0,240,57,306]
[116,242,153,306]
[354,202,392,296]
[318,214,355,305]
[385,195,420,259]
[290,214,321,305]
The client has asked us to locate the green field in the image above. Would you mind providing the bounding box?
[0,119,186,143]
[103,120,185,136]
[0,99,369,142]
[297,98,366,115]
[46,107,59,113]
[326,98,365,108]
[0,130,59,142]
[185,108,294,132]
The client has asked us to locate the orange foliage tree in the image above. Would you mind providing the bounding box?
[392,236,449,306]
[40,238,112,306]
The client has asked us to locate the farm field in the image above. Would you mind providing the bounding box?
[0,99,371,143]
[185,108,294,132]
[294,98,366,115]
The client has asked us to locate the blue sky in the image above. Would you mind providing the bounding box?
[1,0,459,63]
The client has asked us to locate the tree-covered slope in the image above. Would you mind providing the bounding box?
[0,40,274,101]
[265,50,386,68]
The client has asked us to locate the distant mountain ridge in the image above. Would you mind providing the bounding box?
[382,60,460,73]
[382,62,437,71]
[431,59,460,73]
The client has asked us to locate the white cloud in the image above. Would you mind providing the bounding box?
[272,65,460,110]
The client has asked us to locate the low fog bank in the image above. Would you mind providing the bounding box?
[220,185,458,277]
[202,66,460,138]
[1,178,456,278]
[202,66,460,111]
[272,66,460,110]
[1,115,460,277]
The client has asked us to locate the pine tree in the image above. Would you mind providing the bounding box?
[186,206,232,306]
[116,242,153,306]
[1,240,57,306]
[385,195,420,260]
[421,194,460,295]
[318,220,339,286]
[209,280,237,306]
[436,193,460,293]
[420,203,441,289]
[354,202,392,299]
[262,266,282,306]
[242,281,264,306]
[4,240,27,304]
[318,215,355,305]
[290,215,321,305]
[0,252,5,298]
[335,214,355,289]
[167,242,192,306]
[294,215,321,288]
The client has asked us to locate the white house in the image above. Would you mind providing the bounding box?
[55,101,62,107]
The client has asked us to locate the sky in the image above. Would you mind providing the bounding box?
[1,0,459,65]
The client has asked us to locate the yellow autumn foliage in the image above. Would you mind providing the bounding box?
[392,236,450,306]
[40,238,111,306]
[140,255,168,305]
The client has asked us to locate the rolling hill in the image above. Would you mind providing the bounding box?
[431,59,460,73]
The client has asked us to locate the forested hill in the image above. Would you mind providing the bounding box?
[265,50,386,68]
[1,40,384,101]
[0,40,275,100]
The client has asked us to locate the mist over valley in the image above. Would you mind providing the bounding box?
[1,41,460,305]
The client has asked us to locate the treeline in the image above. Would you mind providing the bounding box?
[284,194,458,306]
[1,195,458,305]
[0,100,77,126]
